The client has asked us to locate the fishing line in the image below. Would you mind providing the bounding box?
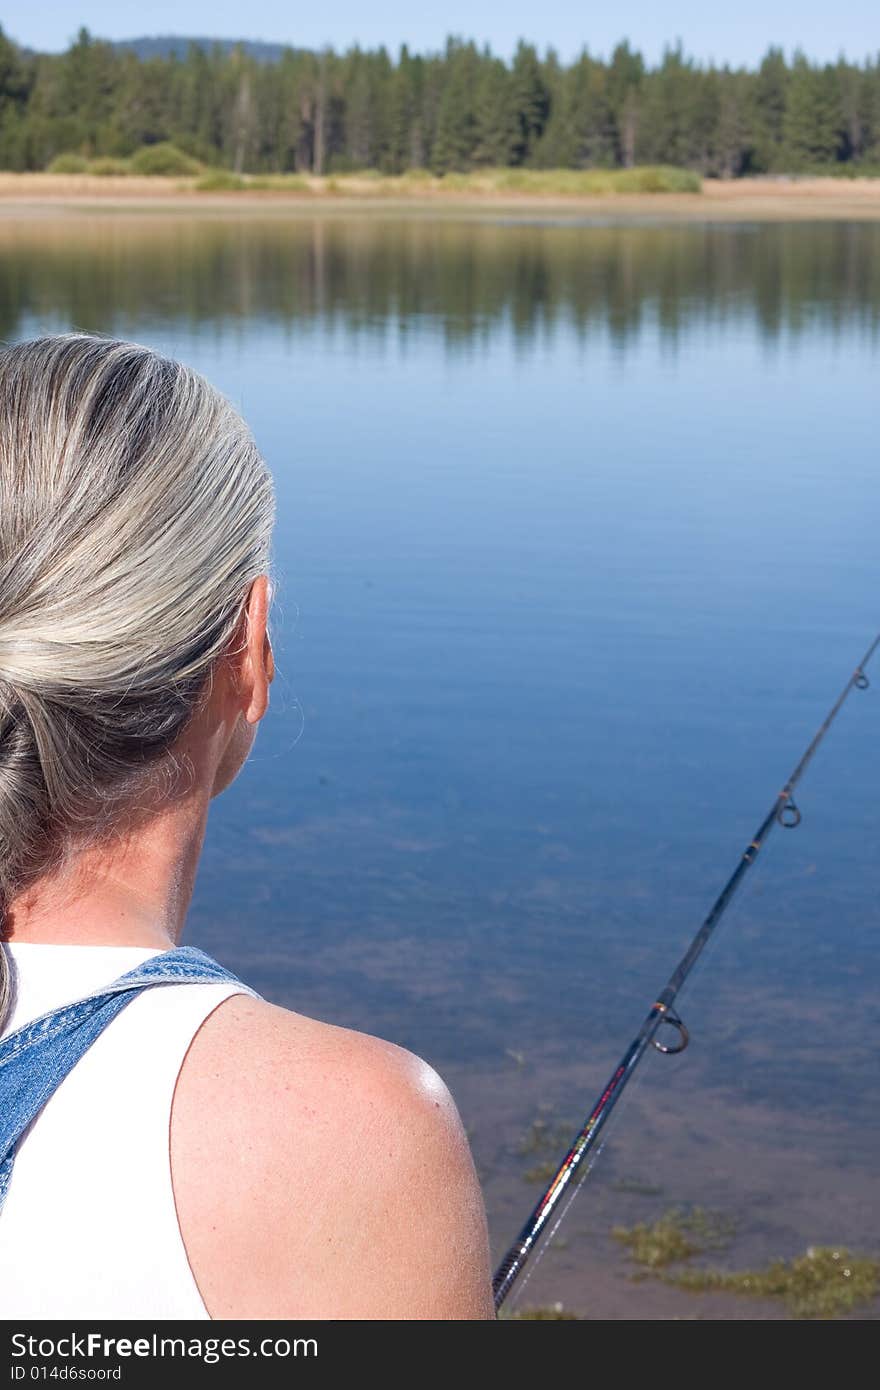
[503,895,757,1317]
[505,986,705,1317]
[503,1134,610,1315]
[494,629,880,1310]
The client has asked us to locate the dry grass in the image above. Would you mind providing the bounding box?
[3,171,880,221]
[0,172,188,198]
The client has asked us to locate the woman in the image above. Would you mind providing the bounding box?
[0,334,494,1320]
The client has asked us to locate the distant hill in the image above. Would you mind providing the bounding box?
[109,35,303,63]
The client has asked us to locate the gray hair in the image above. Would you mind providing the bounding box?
[0,334,275,1021]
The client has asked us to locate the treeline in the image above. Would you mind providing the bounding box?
[2,26,880,177]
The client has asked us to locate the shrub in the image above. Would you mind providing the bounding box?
[47,153,88,174]
[194,169,248,191]
[88,157,131,176]
[129,143,202,176]
[490,166,702,195]
[247,174,311,191]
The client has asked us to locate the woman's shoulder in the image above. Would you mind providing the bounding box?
[170,993,495,1319]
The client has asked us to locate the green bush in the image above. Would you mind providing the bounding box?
[193,171,314,193]
[247,174,311,191]
[490,165,701,195]
[88,157,131,176]
[617,165,702,193]
[193,169,248,191]
[46,153,88,174]
[129,142,202,176]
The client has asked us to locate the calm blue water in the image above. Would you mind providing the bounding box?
[6,214,879,1316]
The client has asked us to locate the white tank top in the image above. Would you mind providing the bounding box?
[0,941,250,1320]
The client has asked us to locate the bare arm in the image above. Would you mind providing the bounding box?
[171,996,495,1320]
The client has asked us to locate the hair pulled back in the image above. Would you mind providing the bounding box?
[0,334,275,1018]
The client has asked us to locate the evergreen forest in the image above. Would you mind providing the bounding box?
[1,26,879,177]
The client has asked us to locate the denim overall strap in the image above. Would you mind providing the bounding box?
[0,946,258,1211]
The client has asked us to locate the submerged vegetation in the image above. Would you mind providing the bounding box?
[670,1247,880,1320]
[610,1177,664,1197]
[500,1192,878,1318]
[517,1114,579,1184]
[505,1305,583,1320]
[3,25,880,179]
[612,1211,880,1318]
[613,1208,735,1269]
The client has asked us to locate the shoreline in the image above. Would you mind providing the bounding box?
[4,174,880,222]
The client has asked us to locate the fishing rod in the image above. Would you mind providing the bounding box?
[493,629,880,1310]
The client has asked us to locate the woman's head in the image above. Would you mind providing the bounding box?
[0,334,275,974]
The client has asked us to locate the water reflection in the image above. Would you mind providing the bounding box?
[2,216,880,349]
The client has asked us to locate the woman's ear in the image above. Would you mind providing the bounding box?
[243,575,274,725]
[265,628,276,685]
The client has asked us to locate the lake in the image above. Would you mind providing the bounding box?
[3,210,878,1318]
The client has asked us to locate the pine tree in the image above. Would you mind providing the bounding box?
[430,40,478,173]
[836,58,865,162]
[751,47,789,171]
[637,43,705,168]
[533,60,577,167]
[607,41,644,167]
[784,55,844,169]
[510,40,550,165]
[0,30,31,171]
[226,47,257,172]
[0,26,28,106]
[715,69,752,177]
[860,57,880,163]
[569,51,615,167]
[472,55,517,165]
[386,45,415,172]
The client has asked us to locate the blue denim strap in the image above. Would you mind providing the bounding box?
[0,946,257,1211]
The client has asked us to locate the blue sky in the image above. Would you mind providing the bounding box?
[3,0,878,68]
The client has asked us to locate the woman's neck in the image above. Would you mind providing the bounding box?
[3,794,210,951]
